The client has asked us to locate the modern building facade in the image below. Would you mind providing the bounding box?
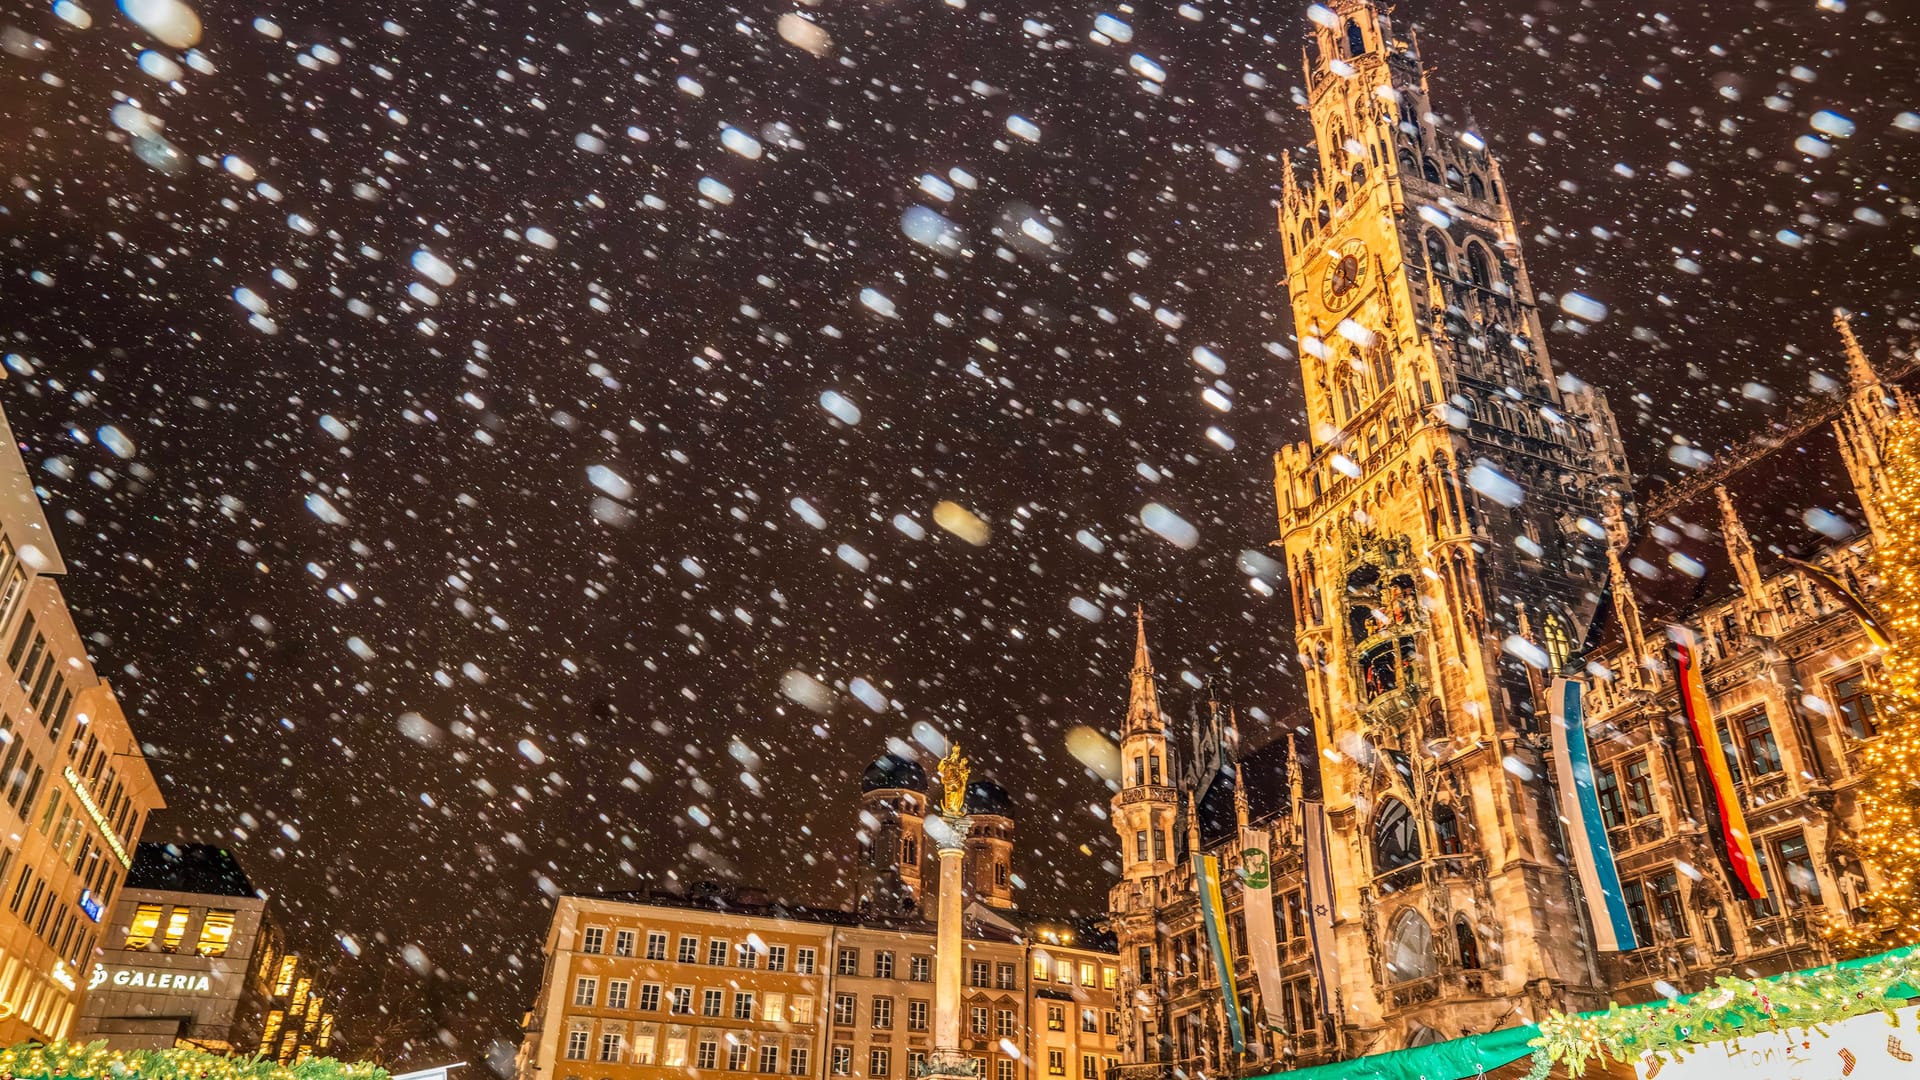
[517,764,1120,1080]
[0,401,165,1045]
[1106,3,1913,1077]
[74,843,335,1060]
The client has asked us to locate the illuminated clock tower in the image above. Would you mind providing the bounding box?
[1272,1,1628,1047]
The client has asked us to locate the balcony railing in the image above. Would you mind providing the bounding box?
[1385,969,1488,1012]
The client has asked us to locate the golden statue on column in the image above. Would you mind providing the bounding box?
[935,744,970,819]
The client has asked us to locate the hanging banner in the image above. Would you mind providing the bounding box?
[1548,677,1638,952]
[1237,828,1287,1036]
[1193,852,1246,1053]
[1671,626,1768,902]
[1301,799,1340,1022]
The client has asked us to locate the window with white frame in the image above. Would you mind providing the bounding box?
[789,1047,809,1076]
[582,927,606,954]
[677,936,699,964]
[669,986,693,1014]
[831,1046,852,1076]
[760,1044,781,1073]
[907,999,928,1031]
[573,976,597,1007]
[728,1042,751,1071]
[734,991,756,1020]
[599,1032,623,1062]
[639,984,662,1011]
[607,980,630,1010]
[871,996,892,1029]
[709,939,730,966]
[873,950,894,979]
[869,1049,890,1078]
[796,947,817,974]
[703,988,724,1017]
[696,1039,718,1070]
[762,992,786,1023]
[834,993,856,1026]
[768,944,788,972]
[565,1030,589,1060]
[633,1024,659,1065]
[614,929,636,957]
[909,954,931,982]
[995,1009,1014,1038]
[647,931,669,960]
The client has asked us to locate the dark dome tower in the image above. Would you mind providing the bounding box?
[856,753,930,916]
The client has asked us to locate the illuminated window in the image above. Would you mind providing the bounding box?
[1031,955,1048,981]
[1079,962,1095,986]
[633,1024,659,1065]
[665,1029,690,1068]
[259,1010,284,1052]
[275,956,298,996]
[158,907,189,952]
[196,910,236,956]
[124,903,163,950]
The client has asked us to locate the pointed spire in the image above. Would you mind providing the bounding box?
[1125,606,1162,735]
[1185,790,1202,853]
[1281,148,1300,206]
[1232,761,1250,831]
[1716,485,1779,638]
[1603,499,1650,686]
[1834,309,1880,392]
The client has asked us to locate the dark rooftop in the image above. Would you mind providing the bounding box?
[127,843,259,899]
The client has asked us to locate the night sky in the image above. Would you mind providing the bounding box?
[0,0,1915,1069]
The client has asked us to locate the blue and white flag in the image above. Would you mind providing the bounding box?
[1549,677,1637,952]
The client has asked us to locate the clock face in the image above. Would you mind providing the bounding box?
[1319,238,1369,311]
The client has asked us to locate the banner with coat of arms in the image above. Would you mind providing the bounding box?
[1238,827,1288,1041]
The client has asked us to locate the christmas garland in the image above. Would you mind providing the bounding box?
[0,1040,388,1080]
[1525,947,1920,1078]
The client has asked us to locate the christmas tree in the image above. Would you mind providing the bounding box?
[1854,412,1920,944]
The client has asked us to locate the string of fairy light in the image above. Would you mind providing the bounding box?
[0,1040,386,1080]
[1851,412,1920,945]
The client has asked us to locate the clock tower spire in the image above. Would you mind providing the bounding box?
[1273,0,1626,1050]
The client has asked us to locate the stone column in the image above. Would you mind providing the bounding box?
[926,812,972,1074]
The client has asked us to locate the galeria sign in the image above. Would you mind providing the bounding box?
[88,964,213,993]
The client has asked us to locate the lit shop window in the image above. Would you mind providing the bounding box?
[160,907,189,953]
[124,904,163,950]
[197,910,237,956]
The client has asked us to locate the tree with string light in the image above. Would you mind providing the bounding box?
[1849,412,1920,946]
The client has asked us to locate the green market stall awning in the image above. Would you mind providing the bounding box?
[1260,945,1919,1080]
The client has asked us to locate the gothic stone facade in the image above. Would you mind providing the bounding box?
[1106,1,1911,1075]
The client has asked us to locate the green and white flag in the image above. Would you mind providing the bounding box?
[1239,827,1287,1036]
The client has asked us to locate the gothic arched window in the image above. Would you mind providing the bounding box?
[1545,613,1574,671]
[1317,202,1331,227]
[1372,798,1421,872]
[1469,174,1487,201]
[1346,20,1367,56]
[1352,161,1367,187]
[1425,231,1450,275]
[1467,244,1493,289]
[1332,183,1348,208]
[1385,909,1435,982]
[1445,165,1466,192]
[1422,157,1441,185]
[1453,916,1481,969]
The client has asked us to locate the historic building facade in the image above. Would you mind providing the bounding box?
[1105,1,1912,1076]
[0,401,165,1045]
[518,767,1119,1080]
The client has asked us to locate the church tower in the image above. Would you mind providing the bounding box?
[1108,609,1180,1065]
[1272,1,1625,1046]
